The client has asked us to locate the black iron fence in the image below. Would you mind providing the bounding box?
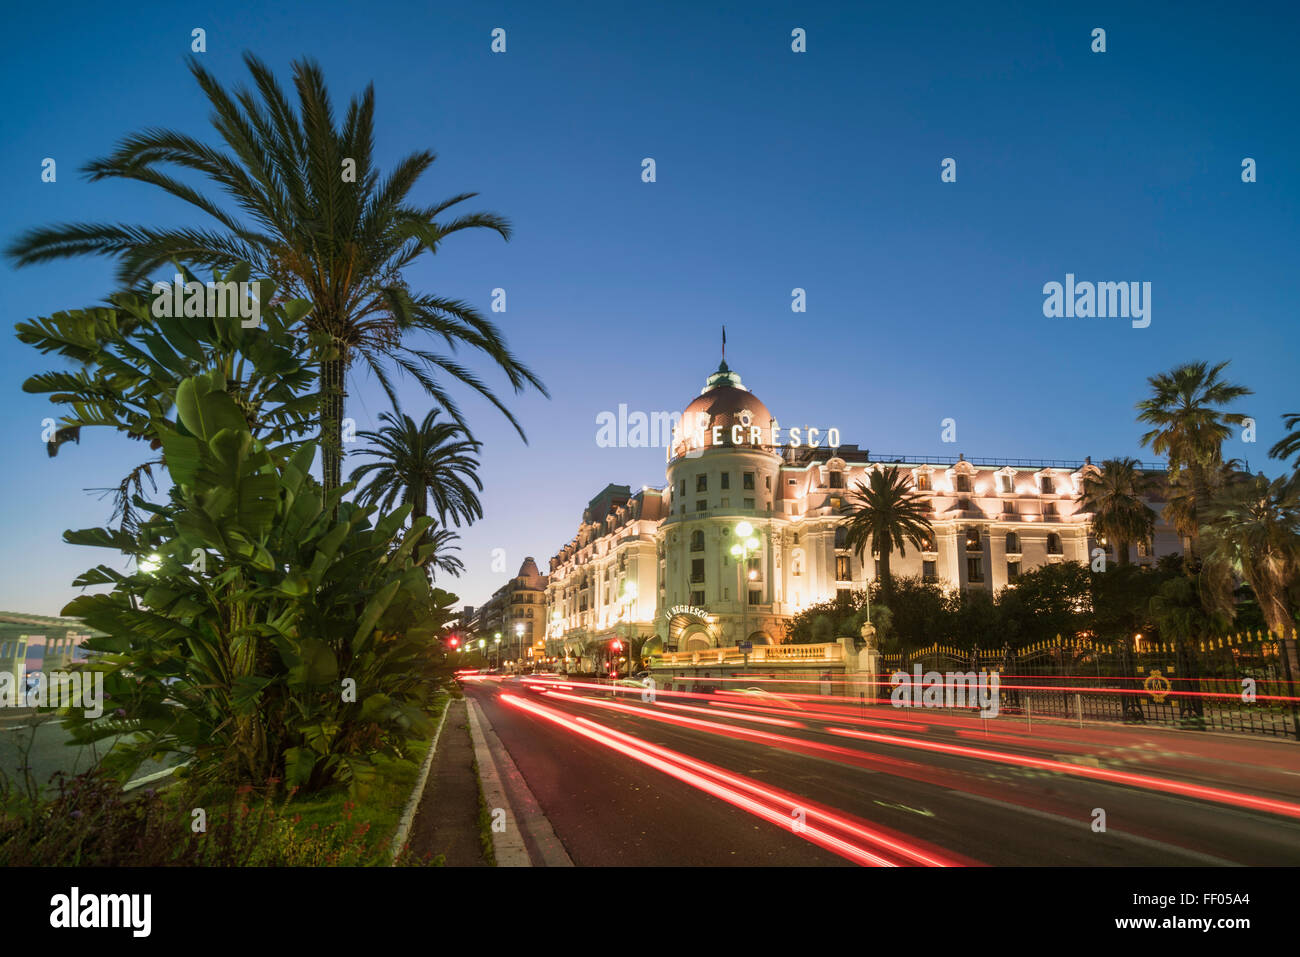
[882,632,1300,741]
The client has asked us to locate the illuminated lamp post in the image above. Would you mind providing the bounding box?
[515,622,525,674]
[730,521,761,651]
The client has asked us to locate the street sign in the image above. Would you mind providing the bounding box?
[739,642,753,652]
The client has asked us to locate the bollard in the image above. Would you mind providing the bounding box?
[1076,693,1083,729]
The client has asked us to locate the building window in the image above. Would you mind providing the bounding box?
[836,555,851,581]
[690,530,704,552]
[792,533,800,545]
[1137,538,1151,558]
[967,557,984,582]
[696,474,707,492]
[834,526,847,548]
[749,589,762,605]
[691,590,705,606]
[1047,533,1063,555]
[916,472,931,491]
[1040,475,1055,494]
[956,474,971,493]
[1003,500,1017,514]
[691,559,705,582]
[1043,502,1057,517]
[743,472,755,490]
[998,473,1014,493]
[958,497,971,511]
[1007,561,1020,581]
[829,471,844,489]
[679,479,686,497]
[744,498,755,509]
[720,472,730,490]
[922,561,937,582]
[965,527,981,551]
[1005,532,1021,554]
[747,556,761,579]
[765,475,771,490]
[696,500,707,512]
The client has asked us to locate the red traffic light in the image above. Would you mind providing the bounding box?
[448,636,460,648]
[610,639,623,651]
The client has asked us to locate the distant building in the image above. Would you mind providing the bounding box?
[544,359,1184,663]
[468,559,548,666]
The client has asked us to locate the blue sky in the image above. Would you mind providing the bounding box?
[1,0,1297,614]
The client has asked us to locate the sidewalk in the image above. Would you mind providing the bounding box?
[405,698,491,866]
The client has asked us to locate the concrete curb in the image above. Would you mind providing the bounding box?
[465,698,533,866]
[389,696,453,863]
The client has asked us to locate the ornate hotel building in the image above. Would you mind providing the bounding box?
[544,361,1182,665]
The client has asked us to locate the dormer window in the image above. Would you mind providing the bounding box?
[916,471,932,491]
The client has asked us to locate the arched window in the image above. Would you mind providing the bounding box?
[1005,532,1020,554]
[690,530,704,552]
[1047,533,1063,555]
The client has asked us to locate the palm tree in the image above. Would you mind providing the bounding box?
[1136,361,1252,561]
[842,466,934,609]
[1269,412,1300,474]
[349,407,483,573]
[6,53,546,493]
[1080,458,1158,565]
[1201,472,1300,640]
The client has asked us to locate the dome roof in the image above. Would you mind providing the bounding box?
[673,361,777,457]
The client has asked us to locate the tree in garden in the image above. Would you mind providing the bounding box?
[1080,457,1157,565]
[841,466,934,609]
[1201,472,1300,639]
[1136,361,1251,561]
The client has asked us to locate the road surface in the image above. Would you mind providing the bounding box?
[462,675,1300,866]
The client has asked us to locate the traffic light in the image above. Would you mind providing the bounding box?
[610,639,622,651]
[448,635,460,649]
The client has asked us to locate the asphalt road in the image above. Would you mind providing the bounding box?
[0,712,173,796]
[465,676,1300,866]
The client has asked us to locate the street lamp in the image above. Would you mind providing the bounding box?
[515,622,525,673]
[493,636,501,668]
[730,522,761,652]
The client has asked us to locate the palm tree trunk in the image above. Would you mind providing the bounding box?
[878,549,893,608]
[320,353,346,494]
[1116,539,1131,566]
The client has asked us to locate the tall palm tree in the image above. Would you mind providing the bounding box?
[1080,458,1158,565]
[842,466,934,609]
[1201,472,1300,640]
[349,407,483,574]
[1136,361,1252,561]
[6,53,547,493]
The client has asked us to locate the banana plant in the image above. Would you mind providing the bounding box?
[16,263,318,529]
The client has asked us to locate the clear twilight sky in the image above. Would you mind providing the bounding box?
[1,0,1296,615]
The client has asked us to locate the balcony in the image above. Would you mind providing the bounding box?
[654,643,845,667]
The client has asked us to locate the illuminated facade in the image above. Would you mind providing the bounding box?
[546,361,1182,661]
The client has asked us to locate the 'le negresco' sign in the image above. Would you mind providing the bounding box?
[666,604,710,620]
[671,413,840,455]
